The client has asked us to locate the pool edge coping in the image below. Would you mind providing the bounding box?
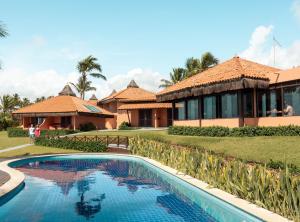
[0,153,291,222]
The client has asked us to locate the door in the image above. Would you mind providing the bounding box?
[139,109,152,127]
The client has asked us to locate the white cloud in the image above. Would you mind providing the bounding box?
[0,68,77,100]
[0,67,164,101]
[89,68,164,100]
[239,25,300,69]
[292,0,300,23]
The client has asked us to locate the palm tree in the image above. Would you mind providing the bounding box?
[0,21,8,38]
[200,52,219,71]
[73,55,106,99]
[185,57,202,77]
[0,95,15,115]
[21,98,31,107]
[70,77,96,99]
[0,21,8,70]
[159,68,187,88]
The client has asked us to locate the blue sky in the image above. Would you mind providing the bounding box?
[0,0,300,99]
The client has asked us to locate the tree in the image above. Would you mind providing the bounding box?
[21,98,31,107]
[73,55,106,99]
[185,57,202,77]
[159,68,187,88]
[35,96,46,103]
[0,21,8,38]
[0,95,15,115]
[0,21,8,70]
[200,52,219,71]
[159,52,219,88]
[70,77,96,99]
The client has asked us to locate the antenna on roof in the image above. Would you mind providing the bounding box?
[273,36,282,66]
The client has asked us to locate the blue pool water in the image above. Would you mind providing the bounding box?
[0,155,262,222]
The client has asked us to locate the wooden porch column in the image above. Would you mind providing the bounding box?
[154,109,159,128]
[73,116,76,130]
[253,88,257,118]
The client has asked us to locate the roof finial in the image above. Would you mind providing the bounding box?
[89,94,98,100]
[58,84,76,97]
[127,80,139,88]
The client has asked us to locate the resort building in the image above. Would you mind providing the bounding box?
[98,80,172,128]
[13,85,114,130]
[157,56,300,127]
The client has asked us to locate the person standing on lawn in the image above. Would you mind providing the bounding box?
[34,125,41,139]
[29,124,35,143]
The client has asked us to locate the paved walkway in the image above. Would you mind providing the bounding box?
[0,144,31,154]
[0,170,10,186]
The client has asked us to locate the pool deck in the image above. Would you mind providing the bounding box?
[0,153,291,222]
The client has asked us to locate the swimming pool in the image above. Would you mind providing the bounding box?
[0,155,262,222]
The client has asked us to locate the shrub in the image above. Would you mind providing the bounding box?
[168,125,300,137]
[35,136,107,152]
[79,122,96,132]
[118,121,131,130]
[118,121,140,130]
[129,137,300,221]
[7,127,79,137]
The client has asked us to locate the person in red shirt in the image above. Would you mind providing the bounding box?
[34,125,41,138]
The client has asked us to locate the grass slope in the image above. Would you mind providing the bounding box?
[83,130,300,167]
[0,131,28,150]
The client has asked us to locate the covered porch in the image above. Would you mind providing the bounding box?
[117,103,172,128]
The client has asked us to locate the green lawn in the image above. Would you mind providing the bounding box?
[0,145,81,158]
[82,130,300,167]
[0,131,29,150]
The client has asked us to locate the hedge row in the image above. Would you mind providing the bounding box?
[129,137,300,221]
[168,125,300,137]
[7,127,79,137]
[34,137,107,152]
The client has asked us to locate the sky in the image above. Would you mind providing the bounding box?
[0,0,300,100]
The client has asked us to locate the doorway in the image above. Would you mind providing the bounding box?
[139,109,152,127]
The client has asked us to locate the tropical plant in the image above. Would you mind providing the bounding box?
[159,68,187,88]
[0,21,8,38]
[160,52,218,88]
[0,21,8,70]
[200,52,219,71]
[70,77,96,100]
[185,57,202,77]
[72,55,106,99]
[0,95,15,114]
[129,137,300,221]
[35,96,46,103]
[21,97,31,107]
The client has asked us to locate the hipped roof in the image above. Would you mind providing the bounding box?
[157,57,280,101]
[13,95,113,117]
[268,66,300,85]
[100,80,156,103]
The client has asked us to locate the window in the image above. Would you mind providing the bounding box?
[203,96,216,119]
[221,93,238,118]
[187,99,199,120]
[174,101,186,120]
[257,89,282,117]
[283,86,300,116]
[243,91,253,117]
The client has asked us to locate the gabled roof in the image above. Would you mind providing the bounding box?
[268,66,300,84]
[13,95,113,117]
[89,94,98,100]
[100,80,156,103]
[157,57,280,97]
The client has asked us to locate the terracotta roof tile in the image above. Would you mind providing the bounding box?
[118,103,172,110]
[13,96,113,116]
[158,57,280,96]
[268,66,300,84]
[100,85,156,103]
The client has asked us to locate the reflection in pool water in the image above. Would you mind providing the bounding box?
[0,156,262,222]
